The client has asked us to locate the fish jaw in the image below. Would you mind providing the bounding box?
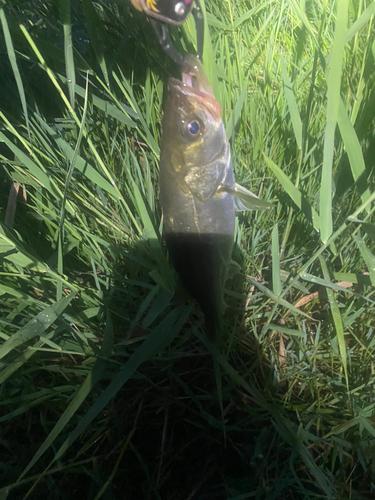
[167,55,222,122]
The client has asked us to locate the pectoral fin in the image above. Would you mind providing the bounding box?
[229,183,273,211]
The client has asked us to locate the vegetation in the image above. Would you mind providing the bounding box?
[1,0,375,498]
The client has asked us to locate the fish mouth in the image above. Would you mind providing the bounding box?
[168,55,221,120]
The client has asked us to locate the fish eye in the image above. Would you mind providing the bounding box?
[187,120,200,135]
[182,118,203,141]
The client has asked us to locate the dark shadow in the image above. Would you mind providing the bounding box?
[1,0,180,124]
[165,232,234,341]
[0,200,287,499]
[334,153,373,202]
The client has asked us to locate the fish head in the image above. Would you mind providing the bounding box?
[162,55,226,170]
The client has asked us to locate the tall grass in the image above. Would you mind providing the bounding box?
[0,1,375,498]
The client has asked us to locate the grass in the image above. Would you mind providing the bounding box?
[1,0,375,498]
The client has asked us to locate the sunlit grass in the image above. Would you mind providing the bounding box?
[0,1,375,498]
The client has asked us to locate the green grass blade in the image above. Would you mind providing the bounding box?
[0,334,54,385]
[333,272,372,286]
[193,328,271,411]
[81,0,110,88]
[57,73,137,127]
[271,223,282,296]
[320,0,349,244]
[360,417,375,439]
[34,116,119,200]
[267,324,306,337]
[0,226,77,290]
[0,283,39,305]
[301,272,374,305]
[58,0,75,108]
[281,58,302,150]
[337,99,371,213]
[273,418,336,498]
[0,294,75,360]
[247,275,313,320]
[19,312,115,481]
[19,370,95,481]
[112,70,159,157]
[319,255,348,388]
[345,1,375,44]
[287,0,318,44]
[0,8,30,137]
[354,233,375,285]
[232,2,270,29]
[0,132,53,189]
[57,74,89,300]
[20,25,133,218]
[264,154,320,231]
[225,76,248,142]
[125,154,173,287]
[199,0,218,97]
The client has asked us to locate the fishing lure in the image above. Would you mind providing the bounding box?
[130,0,204,64]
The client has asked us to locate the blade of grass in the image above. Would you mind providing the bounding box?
[333,272,372,286]
[0,293,75,360]
[319,255,348,388]
[0,333,55,385]
[20,26,139,231]
[81,0,110,88]
[58,0,75,108]
[345,1,375,44]
[0,8,30,136]
[272,224,282,296]
[337,98,371,213]
[226,76,248,142]
[57,73,137,126]
[320,0,349,244]
[18,367,97,483]
[287,0,318,44]
[264,154,320,232]
[0,131,53,194]
[301,272,374,304]
[232,1,271,29]
[34,116,119,201]
[57,73,89,300]
[112,70,159,157]
[281,58,302,150]
[247,275,313,320]
[18,309,116,482]
[354,233,375,285]
[267,324,306,337]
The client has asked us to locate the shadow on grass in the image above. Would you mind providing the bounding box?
[2,223,374,498]
[0,226,299,499]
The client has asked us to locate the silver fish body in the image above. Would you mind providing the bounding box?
[159,55,235,340]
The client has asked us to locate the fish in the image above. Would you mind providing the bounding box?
[159,55,272,341]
